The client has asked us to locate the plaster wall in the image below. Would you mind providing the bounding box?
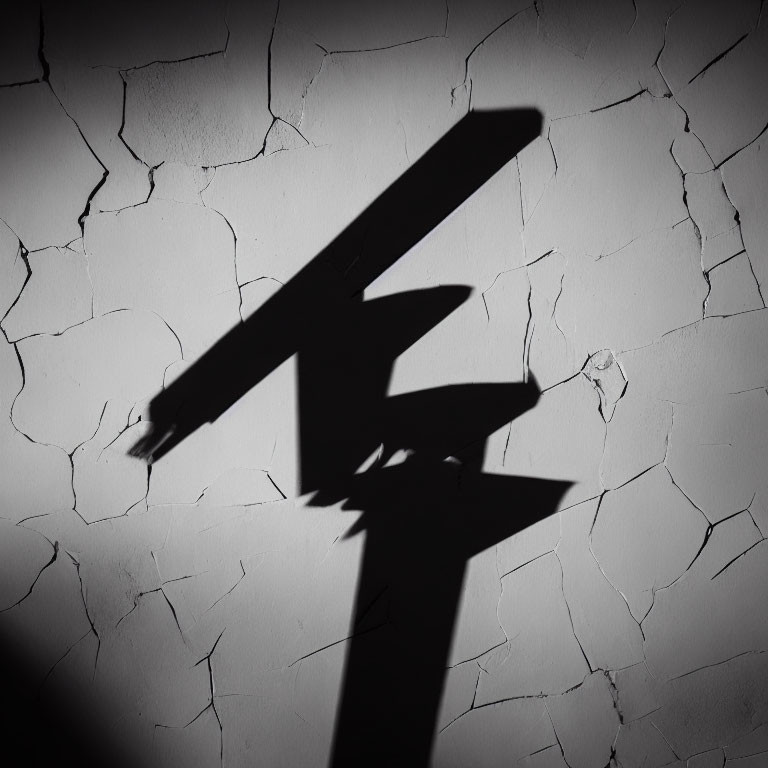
[1,1,767,766]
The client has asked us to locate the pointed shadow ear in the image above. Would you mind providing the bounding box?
[297,285,473,494]
[378,379,541,461]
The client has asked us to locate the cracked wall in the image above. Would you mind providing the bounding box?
[1,0,767,766]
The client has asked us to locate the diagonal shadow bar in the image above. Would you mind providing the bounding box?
[127,108,565,766]
[130,109,542,465]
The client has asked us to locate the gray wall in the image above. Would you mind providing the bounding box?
[1,1,767,766]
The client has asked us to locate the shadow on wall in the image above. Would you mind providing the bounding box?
[128,109,571,765]
[0,628,135,768]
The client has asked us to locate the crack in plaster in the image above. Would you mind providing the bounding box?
[452,4,534,108]
[204,561,247,617]
[31,13,110,239]
[553,550,593,673]
[710,537,766,580]
[587,493,646,641]
[542,702,569,767]
[0,240,31,325]
[467,666,607,714]
[687,32,750,86]
[33,8,48,85]
[193,629,225,765]
[714,120,768,170]
[0,539,58,614]
[287,621,389,670]
[67,551,101,677]
[116,28,231,76]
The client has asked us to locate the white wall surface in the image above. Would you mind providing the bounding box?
[1,0,767,766]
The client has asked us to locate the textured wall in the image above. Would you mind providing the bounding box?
[1,0,767,766]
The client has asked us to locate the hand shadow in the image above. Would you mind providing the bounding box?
[128,107,568,766]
